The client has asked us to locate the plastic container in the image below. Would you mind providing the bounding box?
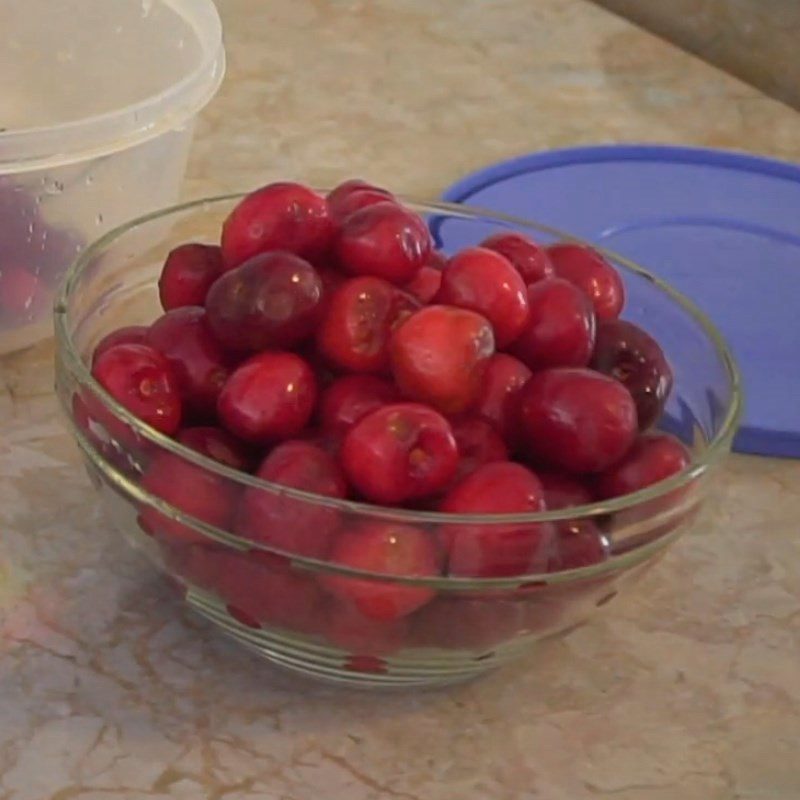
[0,0,225,354]
[54,195,741,688]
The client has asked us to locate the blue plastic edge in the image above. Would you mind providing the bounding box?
[441,143,800,204]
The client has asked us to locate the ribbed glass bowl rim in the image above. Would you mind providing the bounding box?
[54,192,742,528]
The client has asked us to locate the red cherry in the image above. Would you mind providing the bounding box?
[176,426,253,471]
[318,374,400,438]
[161,542,226,592]
[511,278,596,370]
[91,325,149,367]
[537,472,608,571]
[390,305,494,415]
[158,243,223,310]
[538,471,593,510]
[594,432,691,499]
[480,231,555,285]
[139,451,238,547]
[221,182,332,269]
[146,307,230,417]
[0,265,48,323]
[402,264,442,304]
[236,440,347,559]
[335,201,432,284]
[320,521,440,620]
[548,520,610,571]
[436,247,529,347]
[450,416,509,484]
[91,343,182,435]
[217,352,317,444]
[426,250,447,270]
[341,402,458,504]
[411,595,528,651]
[439,462,553,578]
[212,550,326,634]
[205,251,323,352]
[519,368,637,473]
[323,601,409,656]
[547,243,625,320]
[316,276,419,373]
[591,318,673,430]
[327,179,395,223]
[471,353,532,445]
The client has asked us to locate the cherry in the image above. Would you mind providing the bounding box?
[450,416,509,484]
[547,243,625,320]
[205,251,324,352]
[158,243,223,310]
[237,440,347,559]
[91,343,182,435]
[316,276,419,373]
[146,307,230,417]
[335,201,432,284]
[439,462,553,578]
[411,595,528,651]
[0,265,48,323]
[221,182,332,269]
[161,541,226,593]
[326,179,395,223]
[480,231,555,285]
[436,247,529,347]
[536,473,608,570]
[341,402,458,504]
[318,374,400,438]
[91,325,149,367]
[390,305,495,415]
[316,264,346,293]
[426,250,447,270]
[591,318,673,430]
[471,353,532,446]
[212,550,326,634]
[594,432,691,499]
[323,601,409,656]
[139,451,238,547]
[320,521,440,620]
[176,426,253,471]
[217,352,317,444]
[511,278,596,370]
[403,264,442,304]
[538,471,593,510]
[548,520,610,571]
[519,368,637,474]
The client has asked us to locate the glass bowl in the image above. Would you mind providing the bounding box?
[0,0,224,354]
[54,194,741,688]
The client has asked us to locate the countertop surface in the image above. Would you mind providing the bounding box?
[2,1,800,798]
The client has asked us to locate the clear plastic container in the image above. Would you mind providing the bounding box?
[0,0,225,354]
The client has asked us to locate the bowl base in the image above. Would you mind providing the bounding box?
[185,587,531,689]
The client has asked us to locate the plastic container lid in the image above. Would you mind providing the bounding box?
[0,0,225,173]
[442,144,800,458]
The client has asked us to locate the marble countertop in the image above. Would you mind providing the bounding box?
[2,0,800,797]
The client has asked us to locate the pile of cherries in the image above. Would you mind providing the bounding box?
[83,179,690,655]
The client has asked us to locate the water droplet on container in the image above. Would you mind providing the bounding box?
[96,213,105,226]
[141,0,153,17]
[42,179,65,196]
[85,175,94,187]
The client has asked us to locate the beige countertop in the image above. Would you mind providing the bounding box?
[2,1,800,797]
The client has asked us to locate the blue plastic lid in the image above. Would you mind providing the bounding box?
[441,144,800,458]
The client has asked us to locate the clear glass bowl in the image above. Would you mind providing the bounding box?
[0,0,224,354]
[54,194,741,688]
